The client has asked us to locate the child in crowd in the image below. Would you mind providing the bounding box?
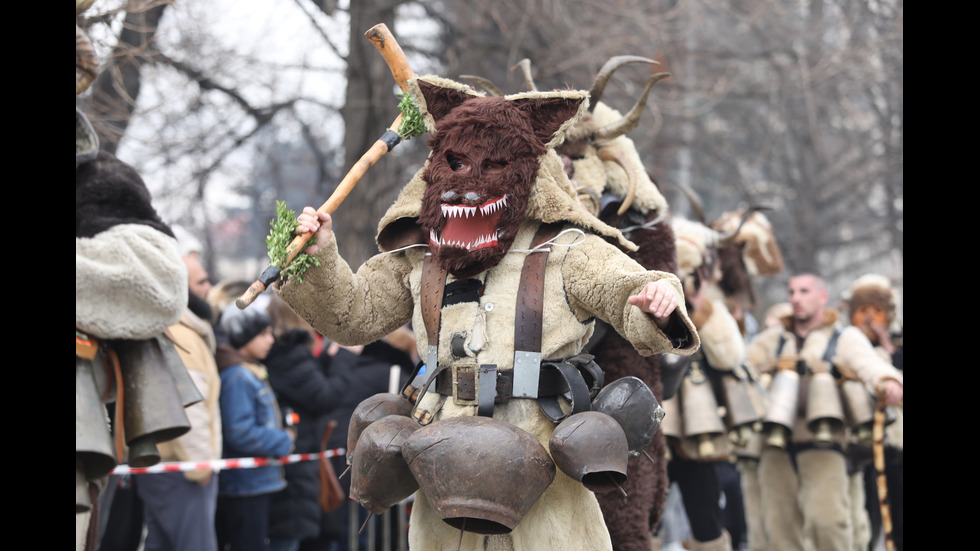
[214,302,295,551]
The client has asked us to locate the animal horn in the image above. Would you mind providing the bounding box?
[596,145,640,215]
[717,205,773,244]
[671,180,707,224]
[510,58,538,91]
[593,72,670,141]
[588,56,659,112]
[458,75,504,97]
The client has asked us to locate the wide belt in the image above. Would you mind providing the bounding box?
[433,355,603,422]
[435,365,568,403]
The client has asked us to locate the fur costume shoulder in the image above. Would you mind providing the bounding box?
[76,151,186,339]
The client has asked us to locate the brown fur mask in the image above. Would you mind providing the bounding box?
[416,79,585,279]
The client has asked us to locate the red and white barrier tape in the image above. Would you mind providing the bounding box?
[111,448,346,475]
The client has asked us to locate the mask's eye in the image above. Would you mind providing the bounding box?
[448,154,469,172]
[482,160,507,173]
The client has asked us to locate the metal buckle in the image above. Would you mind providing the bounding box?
[452,365,479,407]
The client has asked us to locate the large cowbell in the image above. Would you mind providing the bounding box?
[841,379,876,444]
[591,376,665,459]
[76,353,116,512]
[762,368,800,449]
[402,416,556,535]
[720,365,769,447]
[114,335,200,467]
[346,392,414,468]
[679,362,726,457]
[805,370,846,446]
[349,414,420,515]
[550,411,629,494]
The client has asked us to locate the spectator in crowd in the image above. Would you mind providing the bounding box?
[207,279,253,346]
[135,228,224,551]
[215,302,294,551]
[301,326,415,551]
[263,295,357,551]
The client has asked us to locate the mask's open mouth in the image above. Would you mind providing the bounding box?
[429,195,508,251]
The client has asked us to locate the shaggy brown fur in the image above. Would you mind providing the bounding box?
[417,81,584,279]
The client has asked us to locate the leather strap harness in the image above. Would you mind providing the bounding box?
[410,223,602,422]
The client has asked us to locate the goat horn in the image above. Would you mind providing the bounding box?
[671,180,707,224]
[510,58,537,91]
[458,75,503,97]
[593,72,670,141]
[588,56,659,112]
[597,146,640,215]
[717,205,773,244]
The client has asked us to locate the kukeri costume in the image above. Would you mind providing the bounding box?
[276,75,699,551]
[561,99,681,551]
[745,308,902,551]
[76,144,191,551]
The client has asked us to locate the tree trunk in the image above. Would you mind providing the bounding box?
[84,1,170,155]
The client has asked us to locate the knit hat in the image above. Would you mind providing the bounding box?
[220,302,272,349]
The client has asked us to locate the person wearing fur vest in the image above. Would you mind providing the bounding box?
[840,274,903,551]
[135,238,224,551]
[276,75,700,551]
[657,217,758,551]
[745,273,903,551]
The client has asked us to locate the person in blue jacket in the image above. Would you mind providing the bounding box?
[214,302,294,551]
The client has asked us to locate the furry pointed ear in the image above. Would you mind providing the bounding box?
[417,78,477,124]
[511,93,587,148]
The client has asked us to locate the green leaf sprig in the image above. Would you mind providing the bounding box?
[266,200,321,284]
[396,92,426,140]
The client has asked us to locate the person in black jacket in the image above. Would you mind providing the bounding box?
[300,326,416,551]
[264,296,358,551]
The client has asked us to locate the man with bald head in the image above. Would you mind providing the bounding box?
[744,272,902,551]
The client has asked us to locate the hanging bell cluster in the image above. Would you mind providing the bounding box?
[76,335,202,512]
[719,364,770,449]
[345,376,666,535]
[660,356,728,459]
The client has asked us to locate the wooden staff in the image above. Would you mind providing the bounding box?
[873,388,896,551]
[236,23,416,309]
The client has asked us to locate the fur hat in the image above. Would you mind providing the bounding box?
[842,273,897,319]
[220,302,272,349]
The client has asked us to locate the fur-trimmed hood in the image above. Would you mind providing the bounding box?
[375,75,637,255]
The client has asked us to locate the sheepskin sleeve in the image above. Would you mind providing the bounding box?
[274,236,416,346]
